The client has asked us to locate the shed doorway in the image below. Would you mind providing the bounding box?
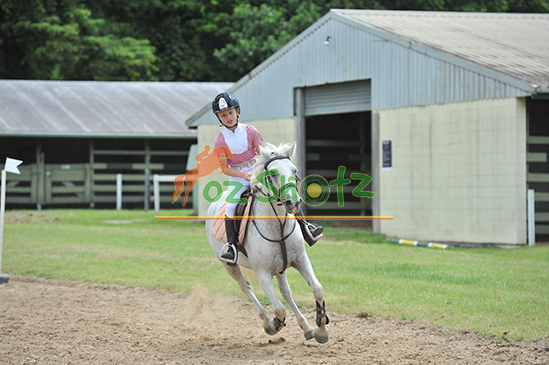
[304,112,372,218]
[527,97,549,243]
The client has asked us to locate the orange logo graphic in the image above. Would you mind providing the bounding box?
[172,145,233,206]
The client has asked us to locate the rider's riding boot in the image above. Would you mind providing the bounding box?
[221,217,238,263]
[295,211,324,247]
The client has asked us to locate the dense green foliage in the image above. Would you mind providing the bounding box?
[3,209,549,341]
[1,0,548,81]
[0,0,159,80]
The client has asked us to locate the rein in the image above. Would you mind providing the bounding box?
[251,153,298,273]
[251,197,297,274]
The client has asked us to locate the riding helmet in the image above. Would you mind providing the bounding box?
[212,93,240,115]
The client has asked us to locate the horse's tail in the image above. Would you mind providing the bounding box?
[172,174,187,204]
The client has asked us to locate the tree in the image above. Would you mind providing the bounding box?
[0,0,158,80]
[1,0,548,81]
[507,0,549,12]
[206,0,323,80]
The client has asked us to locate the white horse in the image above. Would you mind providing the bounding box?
[206,142,329,343]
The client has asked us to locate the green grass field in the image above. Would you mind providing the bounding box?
[2,209,548,342]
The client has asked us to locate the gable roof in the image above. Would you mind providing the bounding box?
[0,80,232,138]
[187,10,549,128]
[332,9,549,91]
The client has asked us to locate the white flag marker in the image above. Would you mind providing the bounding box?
[4,158,23,174]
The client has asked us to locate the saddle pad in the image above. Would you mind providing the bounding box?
[211,197,252,244]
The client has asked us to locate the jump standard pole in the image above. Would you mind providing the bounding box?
[0,157,23,285]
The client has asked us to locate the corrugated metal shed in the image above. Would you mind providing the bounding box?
[188,9,549,127]
[335,10,549,90]
[0,80,232,138]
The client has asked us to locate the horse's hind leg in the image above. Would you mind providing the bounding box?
[275,271,315,341]
[293,255,330,344]
[182,180,195,206]
[172,175,186,203]
[223,264,270,328]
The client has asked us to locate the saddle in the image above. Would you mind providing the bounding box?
[211,191,254,256]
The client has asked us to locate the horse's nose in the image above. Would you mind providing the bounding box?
[284,200,300,214]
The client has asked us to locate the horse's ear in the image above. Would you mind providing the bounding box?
[259,145,270,160]
[283,142,296,158]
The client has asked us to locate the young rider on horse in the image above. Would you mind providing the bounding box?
[212,92,324,263]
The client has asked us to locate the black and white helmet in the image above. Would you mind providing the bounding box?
[212,93,240,115]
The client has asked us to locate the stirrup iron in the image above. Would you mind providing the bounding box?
[219,243,237,264]
[303,222,323,241]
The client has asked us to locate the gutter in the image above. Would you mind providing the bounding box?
[531,86,549,100]
[0,131,197,139]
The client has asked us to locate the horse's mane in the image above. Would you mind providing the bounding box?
[251,142,295,189]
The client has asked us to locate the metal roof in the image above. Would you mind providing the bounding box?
[188,10,548,127]
[333,9,549,90]
[0,80,232,138]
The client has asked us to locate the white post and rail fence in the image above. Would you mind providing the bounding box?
[116,145,199,213]
[114,174,193,214]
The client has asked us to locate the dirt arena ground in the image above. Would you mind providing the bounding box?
[1,276,548,365]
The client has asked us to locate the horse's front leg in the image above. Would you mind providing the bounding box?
[275,271,315,341]
[223,264,270,327]
[293,254,329,344]
[255,270,287,335]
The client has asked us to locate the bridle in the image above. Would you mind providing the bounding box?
[264,154,290,170]
[262,154,300,206]
[251,153,300,273]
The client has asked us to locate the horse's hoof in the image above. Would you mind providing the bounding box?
[304,330,315,341]
[313,328,329,344]
[264,323,278,336]
[314,332,329,344]
[264,317,285,336]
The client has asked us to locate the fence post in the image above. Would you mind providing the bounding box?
[116,173,122,210]
[152,175,178,214]
[144,168,150,212]
[1,158,23,284]
[154,175,160,214]
[0,170,7,283]
[528,189,535,246]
